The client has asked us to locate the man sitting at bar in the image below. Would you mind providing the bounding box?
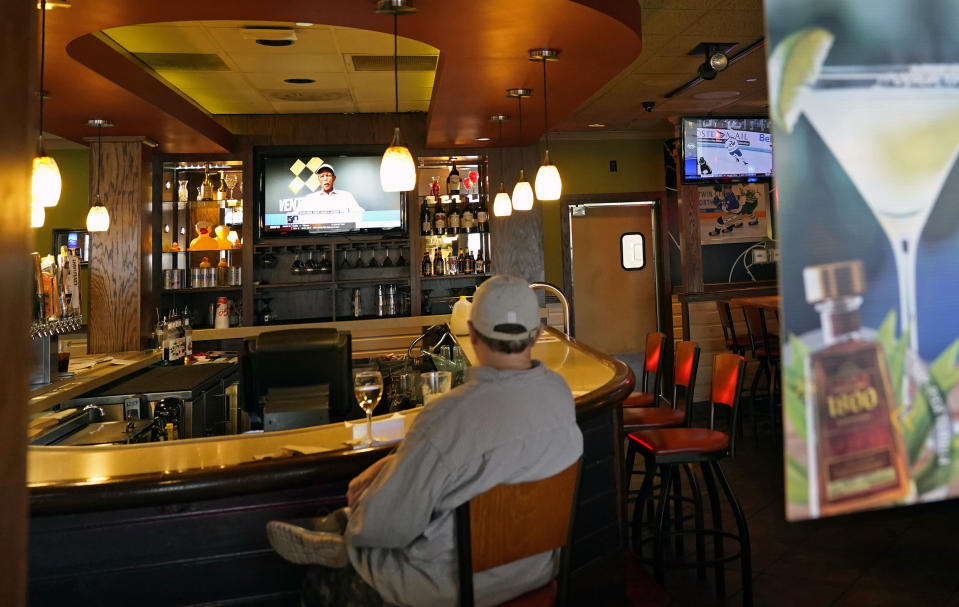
[267,275,583,606]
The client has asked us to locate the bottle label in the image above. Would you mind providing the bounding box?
[434,213,446,230]
[462,210,474,230]
[448,213,460,229]
[422,219,431,234]
[477,210,488,223]
[448,175,461,193]
[810,344,909,514]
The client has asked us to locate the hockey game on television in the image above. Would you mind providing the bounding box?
[681,117,774,183]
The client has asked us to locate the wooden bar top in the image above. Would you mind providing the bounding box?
[192,314,450,342]
[27,327,633,509]
[28,350,161,417]
[728,295,781,312]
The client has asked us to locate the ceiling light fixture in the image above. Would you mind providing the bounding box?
[529,48,562,201]
[36,0,69,8]
[255,39,294,47]
[86,119,112,232]
[284,78,316,84]
[474,137,491,142]
[507,88,534,211]
[588,123,606,128]
[490,114,512,217]
[377,0,417,192]
[32,0,62,208]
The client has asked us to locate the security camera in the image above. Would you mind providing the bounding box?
[642,101,655,112]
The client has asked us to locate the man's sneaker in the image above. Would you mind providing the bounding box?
[748,218,759,226]
[267,520,350,567]
[709,227,721,236]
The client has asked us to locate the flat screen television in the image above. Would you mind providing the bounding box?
[255,147,406,239]
[680,116,774,184]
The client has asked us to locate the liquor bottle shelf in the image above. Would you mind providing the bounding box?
[420,274,489,281]
[163,286,243,294]
[254,282,334,291]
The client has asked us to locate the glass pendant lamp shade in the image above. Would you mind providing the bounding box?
[32,155,61,207]
[493,187,513,217]
[86,201,110,232]
[511,170,534,211]
[535,158,562,201]
[380,127,417,191]
[30,203,45,228]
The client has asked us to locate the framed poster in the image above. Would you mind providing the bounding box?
[698,182,770,245]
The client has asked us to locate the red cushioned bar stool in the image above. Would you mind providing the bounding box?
[622,332,667,408]
[626,353,752,607]
[742,304,781,443]
[623,341,701,561]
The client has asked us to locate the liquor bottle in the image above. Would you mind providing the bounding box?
[446,253,458,276]
[429,176,440,197]
[160,316,171,362]
[447,160,461,196]
[466,251,476,274]
[475,250,485,274]
[216,171,228,201]
[200,170,215,201]
[433,247,445,276]
[461,200,475,233]
[457,251,466,274]
[475,197,489,232]
[802,260,910,517]
[447,204,461,235]
[434,202,447,235]
[183,310,193,358]
[421,251,433,277]
[421,198,433,236]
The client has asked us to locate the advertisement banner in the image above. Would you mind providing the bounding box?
[766,0,959,520]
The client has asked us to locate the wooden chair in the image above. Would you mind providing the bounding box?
[456,461,581,607]
[741,304,781,441]
[622,332,667,408]
[716,301,751,356]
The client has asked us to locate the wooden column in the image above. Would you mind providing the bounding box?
[488,145,546,284]
[678,184,703,293]
[0,1,35,604]
[87,137,153,354]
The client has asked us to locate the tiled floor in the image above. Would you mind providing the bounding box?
[626,428,959,606]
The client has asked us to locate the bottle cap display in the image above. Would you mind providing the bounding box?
[803,260,865,303]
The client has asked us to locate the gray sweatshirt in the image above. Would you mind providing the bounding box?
[345,361,583,606]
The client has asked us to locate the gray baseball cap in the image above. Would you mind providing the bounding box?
[470,275,541,341]
[316,163,335,176]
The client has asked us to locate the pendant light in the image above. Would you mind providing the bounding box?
[32,0,62,208]
[529,48,562,201]
[86,119,112,232]
[30,203,45,228]
[507,88,534,211]
[377,0,417,192]
[490,114,512,217]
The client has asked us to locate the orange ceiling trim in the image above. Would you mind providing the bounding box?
[42,0,642,152]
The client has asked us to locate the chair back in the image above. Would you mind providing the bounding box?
[707,353,746,455]
[715,301,741,353]
[670,341,700,425]
[641,332,667,397]
[456,461,581,607]
[741,304,773,358]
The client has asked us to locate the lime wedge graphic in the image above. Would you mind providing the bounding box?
[769,27,834,133]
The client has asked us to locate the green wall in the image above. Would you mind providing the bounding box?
[32,148,90,321]
[541,138,666,286]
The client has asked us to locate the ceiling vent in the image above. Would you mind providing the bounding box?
[266,89,351,102]
[135,53,230,71]
[351,55,438,72]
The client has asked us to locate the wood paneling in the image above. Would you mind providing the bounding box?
[88,139,152,353]
[488,146,545,283]
[0,2,35,604]
[678,183,703,293]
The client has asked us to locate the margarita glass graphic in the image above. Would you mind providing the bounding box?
[799,64,959,358]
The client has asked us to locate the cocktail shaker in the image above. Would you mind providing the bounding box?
[352,288,362,317]
[376,284,385,317]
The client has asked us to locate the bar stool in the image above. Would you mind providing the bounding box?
[626,353,751,607]
[742,304,781,441]
[622,332,667,408]
[624,341,701,560]
[716,301,750,356]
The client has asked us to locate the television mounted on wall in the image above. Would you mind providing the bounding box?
[680,116,774,184]
[254,146,407,240]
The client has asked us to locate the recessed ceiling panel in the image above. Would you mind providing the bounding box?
[105,25,219,54]
[227,52,344,73]
[157,70,250,90]
[244,71,350,89]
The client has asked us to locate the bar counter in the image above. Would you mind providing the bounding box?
[27,326,633,605]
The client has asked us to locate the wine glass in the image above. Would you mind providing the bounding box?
[290,250,304,275]
[395,246,407,267]
[223,172,238,199]
[304,249,318,274]
[339,245,352,269]
[368,245,380,268]
[382,246,394,267]
[354,370,383,446]
[354,244,368,268]
[319,248,332,273]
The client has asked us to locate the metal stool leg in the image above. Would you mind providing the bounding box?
[653,463,675,585]
[672,466,685,556]
[713,461,752,607]
[630,449,656,552]
[683,463,706,581]
[700,461,726,599]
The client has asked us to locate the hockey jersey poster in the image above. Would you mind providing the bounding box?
[698,182,769,245]
[767,0,959,521]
